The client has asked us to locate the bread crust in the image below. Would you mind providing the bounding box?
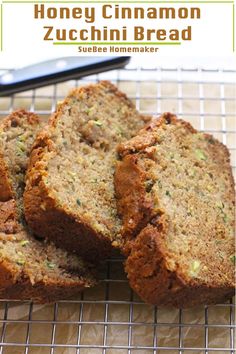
[24,81,149,261]
[0,154,12,202]
[0,110,40,201]
[125,224,234,307]
[115,113,235,307]
[0,250,90,303]
[0,110,95,302]
[0,200,19,234]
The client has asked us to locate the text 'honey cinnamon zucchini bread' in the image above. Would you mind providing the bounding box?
[115,113,235,307]
[0,110,95,302]
[24,81,151,261]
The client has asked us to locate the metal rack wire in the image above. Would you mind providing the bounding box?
[0,61,235,353]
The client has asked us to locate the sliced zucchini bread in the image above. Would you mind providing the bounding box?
[24,81,151,261]
[115,113,235,307]
[0,110,96,302]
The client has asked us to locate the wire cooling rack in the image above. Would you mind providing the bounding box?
[0,60,235,353]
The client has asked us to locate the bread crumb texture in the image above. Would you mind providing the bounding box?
[0,110,95,303]
[24,81,151,261]
[115,113,235,307]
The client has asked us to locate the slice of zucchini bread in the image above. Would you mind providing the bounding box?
[24,81,151,261]
[114,113,235,307]
[0,110,95,302]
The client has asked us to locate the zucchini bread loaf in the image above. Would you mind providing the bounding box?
[115,113,235,307]
[24,81,151,261]
[0,110,95,302]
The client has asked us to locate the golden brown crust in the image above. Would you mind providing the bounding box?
[115,113,235,307]
[0,260,17,289]
[0,256,89,303]
[126,225,234,307]
[0,155,12,202]
[0,110,40,202]
[117,113,196,158]
[0,227,96,302]
[0,200,19,234]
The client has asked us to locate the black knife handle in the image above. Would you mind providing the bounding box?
[0,56,130,96]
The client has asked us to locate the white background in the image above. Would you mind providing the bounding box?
[0,1,235,69]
